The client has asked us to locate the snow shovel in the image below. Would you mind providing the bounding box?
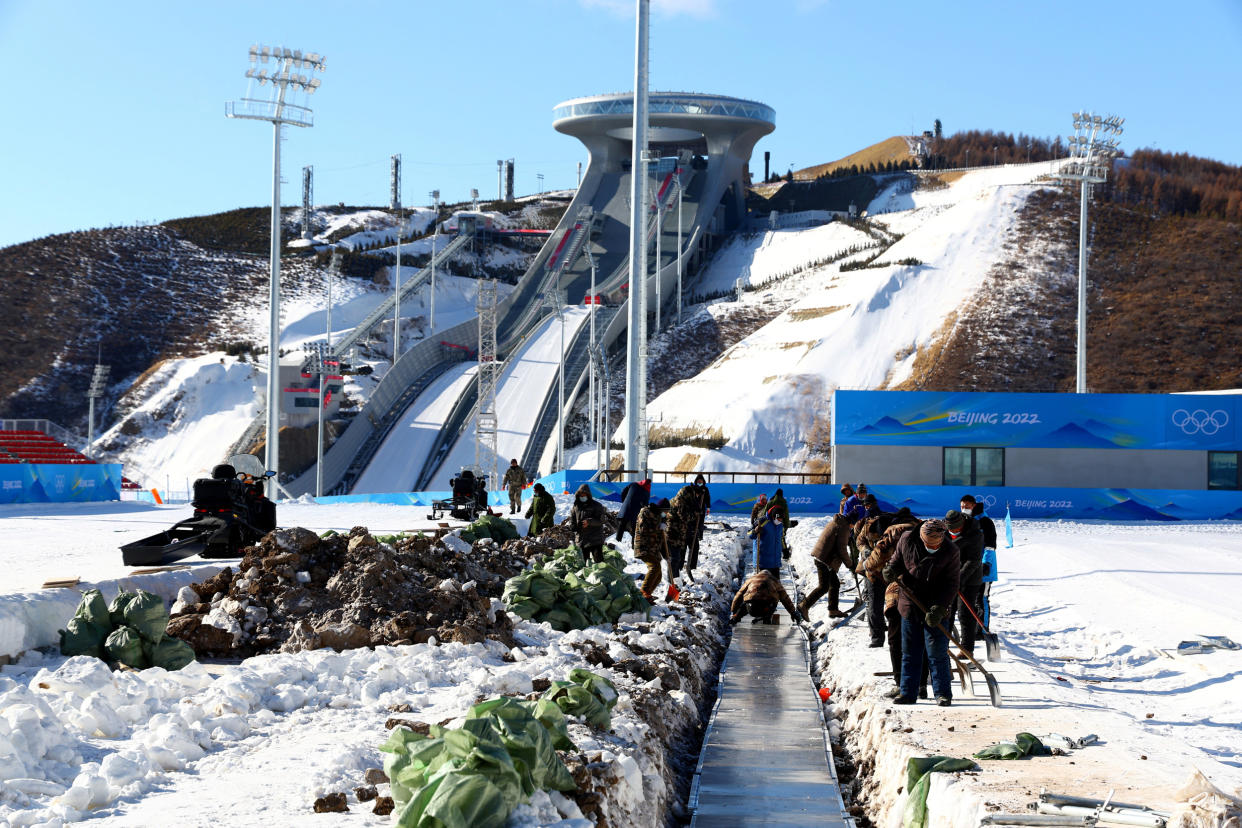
[898,580,1002,707]
[958,590,1003,662]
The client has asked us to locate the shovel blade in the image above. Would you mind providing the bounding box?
[985,632,1003,662]
[985,673,1003,707]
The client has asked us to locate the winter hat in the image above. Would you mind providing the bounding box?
[920,519,947,545]
[641,479,651,490]
[757,493,768,504]
[533,483,545,493]
[654,498,670,510]
[840,483,853,494]
[767,505,781,520]
[774,488,784,497]
[944,510,966,532]
[856,483,867,495]
[863,493,877,505]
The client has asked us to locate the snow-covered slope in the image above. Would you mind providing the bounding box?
[641,163,1061,474]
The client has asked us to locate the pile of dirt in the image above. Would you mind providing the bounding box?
[167,525,532,657]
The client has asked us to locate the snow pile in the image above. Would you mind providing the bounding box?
[644,164,1061,474]
[785,515,1242,824]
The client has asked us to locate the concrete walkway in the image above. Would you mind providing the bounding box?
[689,570,851,827]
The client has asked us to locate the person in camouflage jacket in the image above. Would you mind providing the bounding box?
[730,570,800,624]
[633,499,669,599]
[797,512,857,618]
[665,485,697,579]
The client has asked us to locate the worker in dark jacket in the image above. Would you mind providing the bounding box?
[685,474,711,573]
[961,495,999,625]
[633,498,669,600]
[730,570,800,625]
[524,483,556,537]
[945,509,984,655]
[884,519,960,706]
[666,485,695,579]
[797,512,857,618]
[569,484,609,563]
[615,478,651,542]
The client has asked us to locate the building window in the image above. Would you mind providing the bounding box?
[1208,451,1240,490]
[293,397,319,408]
[944,447,1005,487]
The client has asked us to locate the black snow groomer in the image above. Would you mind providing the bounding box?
[121,455,277,566]
[427,469,489,522]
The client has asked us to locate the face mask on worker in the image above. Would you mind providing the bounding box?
[924,543,940,555]
[577,495,587,503]
[695,480,704,487]
[960,503,972,515]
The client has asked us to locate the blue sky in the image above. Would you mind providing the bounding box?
[1,0,1240,249]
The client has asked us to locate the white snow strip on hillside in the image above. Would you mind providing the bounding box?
[434,307,591,481]
[642,163,1059,474]
[351,363,478,494]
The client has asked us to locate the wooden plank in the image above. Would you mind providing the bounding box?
[41,577,80,590]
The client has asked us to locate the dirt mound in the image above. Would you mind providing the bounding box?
[168,525,531,657]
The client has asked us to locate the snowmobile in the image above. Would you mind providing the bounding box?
[427,468,489,522]
[121,454,278,566]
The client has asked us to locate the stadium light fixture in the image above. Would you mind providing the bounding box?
[227,43,325,497]
[1054,110,1123,393]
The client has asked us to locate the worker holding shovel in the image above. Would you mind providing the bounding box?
[634,498,670,602]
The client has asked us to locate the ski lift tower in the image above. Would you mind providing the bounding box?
[476,275,500,489]
[227,44,325,497]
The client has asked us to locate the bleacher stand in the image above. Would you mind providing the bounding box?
[0,429,95,464]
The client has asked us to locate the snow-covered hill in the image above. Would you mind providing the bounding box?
[631,162,1064,475]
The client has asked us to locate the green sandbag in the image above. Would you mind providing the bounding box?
[467,520,493,540]
[108,590,137,628]
[105,625,149,669]
[504,597,540,620]
[543,680,611,730]
[529,698,575,751]
[465,699,576,793]
[569,668,618,711]
[59,617,106,659]
[974,732,1050,760]
[379,727,438,805]
[121,590,169,644]
[903,755,977,828]
[75,588,112,633]
[150,635,196,670]
[397,767,510,828]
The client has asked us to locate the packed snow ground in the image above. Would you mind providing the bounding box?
[0,497,742,827]
[786,515,1242,823]
[643,163,1063,475]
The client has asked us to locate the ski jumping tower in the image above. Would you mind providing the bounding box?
[552,91,774,234]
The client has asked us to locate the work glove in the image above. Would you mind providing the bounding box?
[961,562,979,583]
[788,519,799,528]
[729,614,741,626]
[792,610,803,624]
[925,604,947,628]
[882,561,899,584]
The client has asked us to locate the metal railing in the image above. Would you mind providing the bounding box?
[0,419,80,448]
[595,468,832,485]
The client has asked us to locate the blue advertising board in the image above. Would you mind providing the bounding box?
[314,479,1242,522]
[0,463,123,504]
[833,391,1242,451]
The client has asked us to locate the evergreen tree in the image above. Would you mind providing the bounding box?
[934,119,943,140]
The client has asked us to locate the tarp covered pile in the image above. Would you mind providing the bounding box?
[379,668,619,828]
[58,588,195,671]
[502,544,649,631]
[460,513,521,544]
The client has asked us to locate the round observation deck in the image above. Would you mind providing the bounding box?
[553,91,774,143]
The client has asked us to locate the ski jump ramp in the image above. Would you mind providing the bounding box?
[291,92,773,496]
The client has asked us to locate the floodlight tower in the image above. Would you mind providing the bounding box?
[301,165,313,239]
[86,363,111,457]
[227,44,325,496]
[624,0,651,481]
[1055,111,1123,393]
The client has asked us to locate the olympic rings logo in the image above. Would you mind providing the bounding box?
[1170,408,1230,436]
[979,494,998,509]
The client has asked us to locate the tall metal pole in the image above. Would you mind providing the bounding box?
[624,0,650,482]
[587,249,597,445]
[655,194,662,332]
[266,114,283,497]
[676,173,683,324]
[1076,180,1089,393]
[394,207,402,363]
[558,306,565,473]
[316,353,326,497]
